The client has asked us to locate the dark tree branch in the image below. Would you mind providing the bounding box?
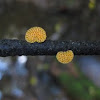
[0,39,100,56]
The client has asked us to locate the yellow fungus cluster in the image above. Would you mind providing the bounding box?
[56,50,74,64]
[25,27,74,64]
[25,27,46,43]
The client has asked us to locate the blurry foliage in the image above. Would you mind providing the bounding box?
[65,0,76,9]
[58,64,100,100]
[88,0,96,10]
[29,76,37,86]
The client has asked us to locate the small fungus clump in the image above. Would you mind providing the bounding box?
[25,27,46,43]
[56,50,74,64]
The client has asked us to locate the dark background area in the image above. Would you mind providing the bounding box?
[0,0,100,100]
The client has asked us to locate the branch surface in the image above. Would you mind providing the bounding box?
[0,39,100,56]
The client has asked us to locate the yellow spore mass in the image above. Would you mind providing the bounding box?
[25,27,46,43]
[56,50,74,64]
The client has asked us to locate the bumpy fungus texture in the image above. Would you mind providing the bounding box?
[56,50,74,64]
[25,27,46,43]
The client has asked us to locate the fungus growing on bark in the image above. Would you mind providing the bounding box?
[25,27,46,43]
[56,50,74,64]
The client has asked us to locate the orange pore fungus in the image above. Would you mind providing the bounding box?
[25,27,46,43]
[56,50,74,64]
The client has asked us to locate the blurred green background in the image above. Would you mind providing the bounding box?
[0,0,100,100]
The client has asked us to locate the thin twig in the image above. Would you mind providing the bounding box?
[0,39,99,56]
